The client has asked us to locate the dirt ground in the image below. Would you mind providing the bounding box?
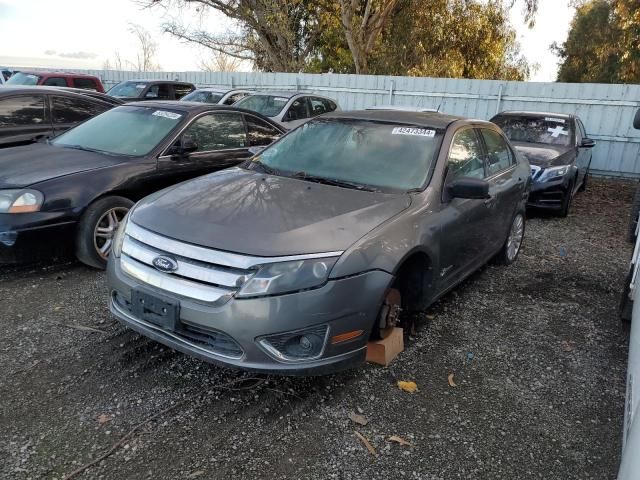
[0,178,635,480]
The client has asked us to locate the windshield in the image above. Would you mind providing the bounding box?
[6,72,40,86]
[181,90,223,104]
[234,95,289,117]
[493,115,574,147]
[51,105,184,156]
[248,118,443,192]
[108,81,148,98]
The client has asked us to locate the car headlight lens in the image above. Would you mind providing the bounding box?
[237,257,338,298]
[111,209,132,258]
[538,165,570,182]
[0,189,44,213]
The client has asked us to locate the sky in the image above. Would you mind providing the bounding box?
[0,0,574,82]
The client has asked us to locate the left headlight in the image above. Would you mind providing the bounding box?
[0,189,44,213]
[538,165,570,182]
[111,209,132,258]
[237,257,339,298]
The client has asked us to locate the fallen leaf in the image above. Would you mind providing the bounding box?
[348,411,369,426]
[447,373,457,388]
[425,314,435,320]
[561,340,575,352]
[187,471,205,479]
[388,435,413,447]
[97,414,110,425]
[397,380,418,393]
[53,305,62,311]
[354,431,376,456]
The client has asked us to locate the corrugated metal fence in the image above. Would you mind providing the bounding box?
[46,69,640,177]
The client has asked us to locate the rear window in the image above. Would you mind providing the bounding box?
[108,81,147,98]
[173,84,195,99]
[73,78,99,91]
[234,95,289,117]
[6,72,40,86]
[493,115,575,147]
[181,90,222,104]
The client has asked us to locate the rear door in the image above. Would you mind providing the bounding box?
[438,127,495,289]
[157,111,251,183]
[173,83,195,100]
[50,95,112,136]
[41,76,67,87]
[0,94,52,147]
[282,97,312,129]
[478,127,523,249]
[244,113,283,147]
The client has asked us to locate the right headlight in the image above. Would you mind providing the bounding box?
[237,257,338,298]
[538,165,570,182]
[111,209,132,258]
[0,189,44,213]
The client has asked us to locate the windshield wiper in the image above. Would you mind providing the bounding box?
[60,144,122,156]
[250,159,280,176]
[291,171,377,192]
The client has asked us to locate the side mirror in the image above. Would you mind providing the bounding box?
[581,138,596,148]
[634,109,640,130]
[169,135,198,157]
[248,146,266,156]
[447,178,490,200]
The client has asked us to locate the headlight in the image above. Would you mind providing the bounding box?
[111,209,132,258]
[237,257,338,298]
[0,189,44,213]
[538,165,570,182]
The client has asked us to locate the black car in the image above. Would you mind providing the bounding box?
[0,102,285,268]
[491,111,596,216]
[107,80,196,102]
[0,86,121,149]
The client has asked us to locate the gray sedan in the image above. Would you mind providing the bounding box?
[107,110,530,375]
[233,91,339,129]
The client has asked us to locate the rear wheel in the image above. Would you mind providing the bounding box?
[494,212,525,265]
[76,196,133,269]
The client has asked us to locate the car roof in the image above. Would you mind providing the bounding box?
[18,70,99,79]
[118,79,195,86]
[324,109,464,129]
[192,87,251,93]
[367,105,439,113]
[0,85,115,102]
[124,100,285,123]
[495,111,574,119]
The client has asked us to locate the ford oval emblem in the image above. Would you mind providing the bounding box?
[152,255,178,273]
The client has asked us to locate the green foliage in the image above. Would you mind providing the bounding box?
[555,0,640,83]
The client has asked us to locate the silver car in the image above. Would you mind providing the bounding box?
[107,110,530,375]
[180,88,252,105]
[233,91,339,129]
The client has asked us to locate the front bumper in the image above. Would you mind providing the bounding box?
[107,257,392,375]
[527,176,572,210]
[0,212,76,264]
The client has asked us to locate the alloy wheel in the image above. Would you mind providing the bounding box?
[93,207,129,259]
[506,213,524,262]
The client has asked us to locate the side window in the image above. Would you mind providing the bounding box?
[245,114,282,146]
[446,129,485,181]
[173,84,194,100]
[224,92,248,105]
[42,77,67,87]
[310,97,328,116]
[182,112,247,152]
[73,78,98,90]
[52,96,110,124]
[480,129,513,176]
[285,98,310,121]
[0,96,46,127]
[323,98,337,113]
[145,84,171,100]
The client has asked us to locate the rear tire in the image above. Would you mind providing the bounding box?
[494,211,525,266]
[628,185,640,243]
[76,196,133,269]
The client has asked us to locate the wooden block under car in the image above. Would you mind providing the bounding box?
[366,327,404,366]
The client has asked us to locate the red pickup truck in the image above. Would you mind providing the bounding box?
[6,71,105,92]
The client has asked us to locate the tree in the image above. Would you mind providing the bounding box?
[199,52,243,71]
[554,0,640,83]
[145,0,323,72]
[129,24,161,71]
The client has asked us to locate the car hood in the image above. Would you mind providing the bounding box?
[511,142,573,167]
[131,168,412,257]
[0,143,128,188]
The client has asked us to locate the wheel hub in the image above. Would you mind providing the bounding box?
[378,288,402,339]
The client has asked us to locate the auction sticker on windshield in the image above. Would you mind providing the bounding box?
[392,127,436,137]
[152,110,182,120]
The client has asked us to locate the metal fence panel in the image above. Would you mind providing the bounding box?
[31,68,640,177]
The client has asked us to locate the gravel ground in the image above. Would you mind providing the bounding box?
[0,178,635,480]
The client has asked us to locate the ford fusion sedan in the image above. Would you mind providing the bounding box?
[0,102,285,268]
[107,110,530,375]
[491,111,595,217]
[233,91,339,129]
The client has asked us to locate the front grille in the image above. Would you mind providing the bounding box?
[120,222,256,304]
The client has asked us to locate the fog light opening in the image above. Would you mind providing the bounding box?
[258,325,329,362]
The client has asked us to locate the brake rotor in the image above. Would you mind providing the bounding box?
[377,288,402,339]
